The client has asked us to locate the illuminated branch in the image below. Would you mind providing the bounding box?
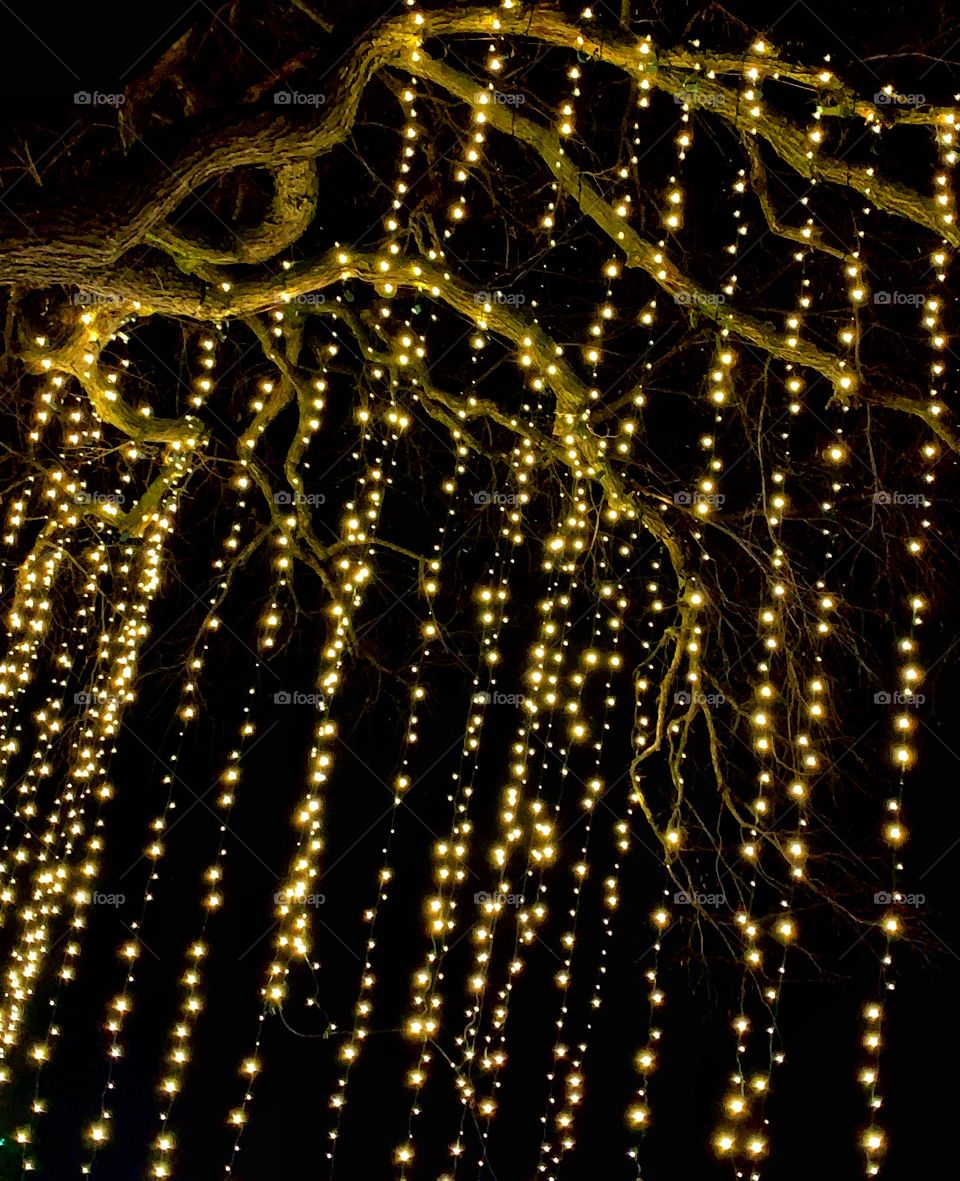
[423,8,958,247]
[146,161,319,267]
[411,50,858,401]
[18,304,205,446]
[1,6,956,288]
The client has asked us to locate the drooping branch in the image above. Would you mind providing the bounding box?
[423,8,959,247]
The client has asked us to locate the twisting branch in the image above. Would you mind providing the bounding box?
[146,161,319,267]
[18,304,206,446]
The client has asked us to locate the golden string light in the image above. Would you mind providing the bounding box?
[223,388,409,1172]
[624,567,702,1168]
[0,491,182,1167]
[375,454,523,1175]
[0,536,105,921]
[144,691,260,1180]
[323,446,462,1158]
[66,490,258,1177]
[529,573,628,1177]
[538,58,585,242]
[438,481,594,1179]
[855,246,945,1176]
[394,481,582,1174]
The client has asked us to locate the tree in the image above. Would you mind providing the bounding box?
[0,1,956,1177]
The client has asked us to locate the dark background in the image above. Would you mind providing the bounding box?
[0,1,959,1179]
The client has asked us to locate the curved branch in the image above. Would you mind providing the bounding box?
[1,6,956,286]
[147,161,319,267]
[18,304,205,446]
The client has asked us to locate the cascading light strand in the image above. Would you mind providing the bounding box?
[143,690,261,1181]
[857,265,942,1177]
[397,489,574,1175]
[323,445,462,1160]
[76,498,262,1177]
[223,395,406,1173]
[527,573,627,1177]
[0,539,107,925]
[539,57,585,242]
[370,450,523,1178]
[0,494,182,1168]
[0,452,196,990]
[439,482,590,1179]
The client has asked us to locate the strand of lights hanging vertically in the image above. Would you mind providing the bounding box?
[436,481,592,1180]
[698,329,782,1167]
[82,493,264,1178]
[529,572,627,1177]
[375,444,525,1177]
[0,476,77,799]
[2,490,183,1166]
[425,505,577,1177]
[222,370,410,1170]
[393,465,547,1171]
[0,446,194,935]
[1,348,137,915]
[143,690,261,1180]
[0,537,107,920]
[724,245,822,1175]
[856,235,948,1176]
[76,336,231,1139]
[538,57,584,245]
[624,573,708,1167]
[618,582,677,1161]
[0,537,107,1121]
[322,443,462,1160]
